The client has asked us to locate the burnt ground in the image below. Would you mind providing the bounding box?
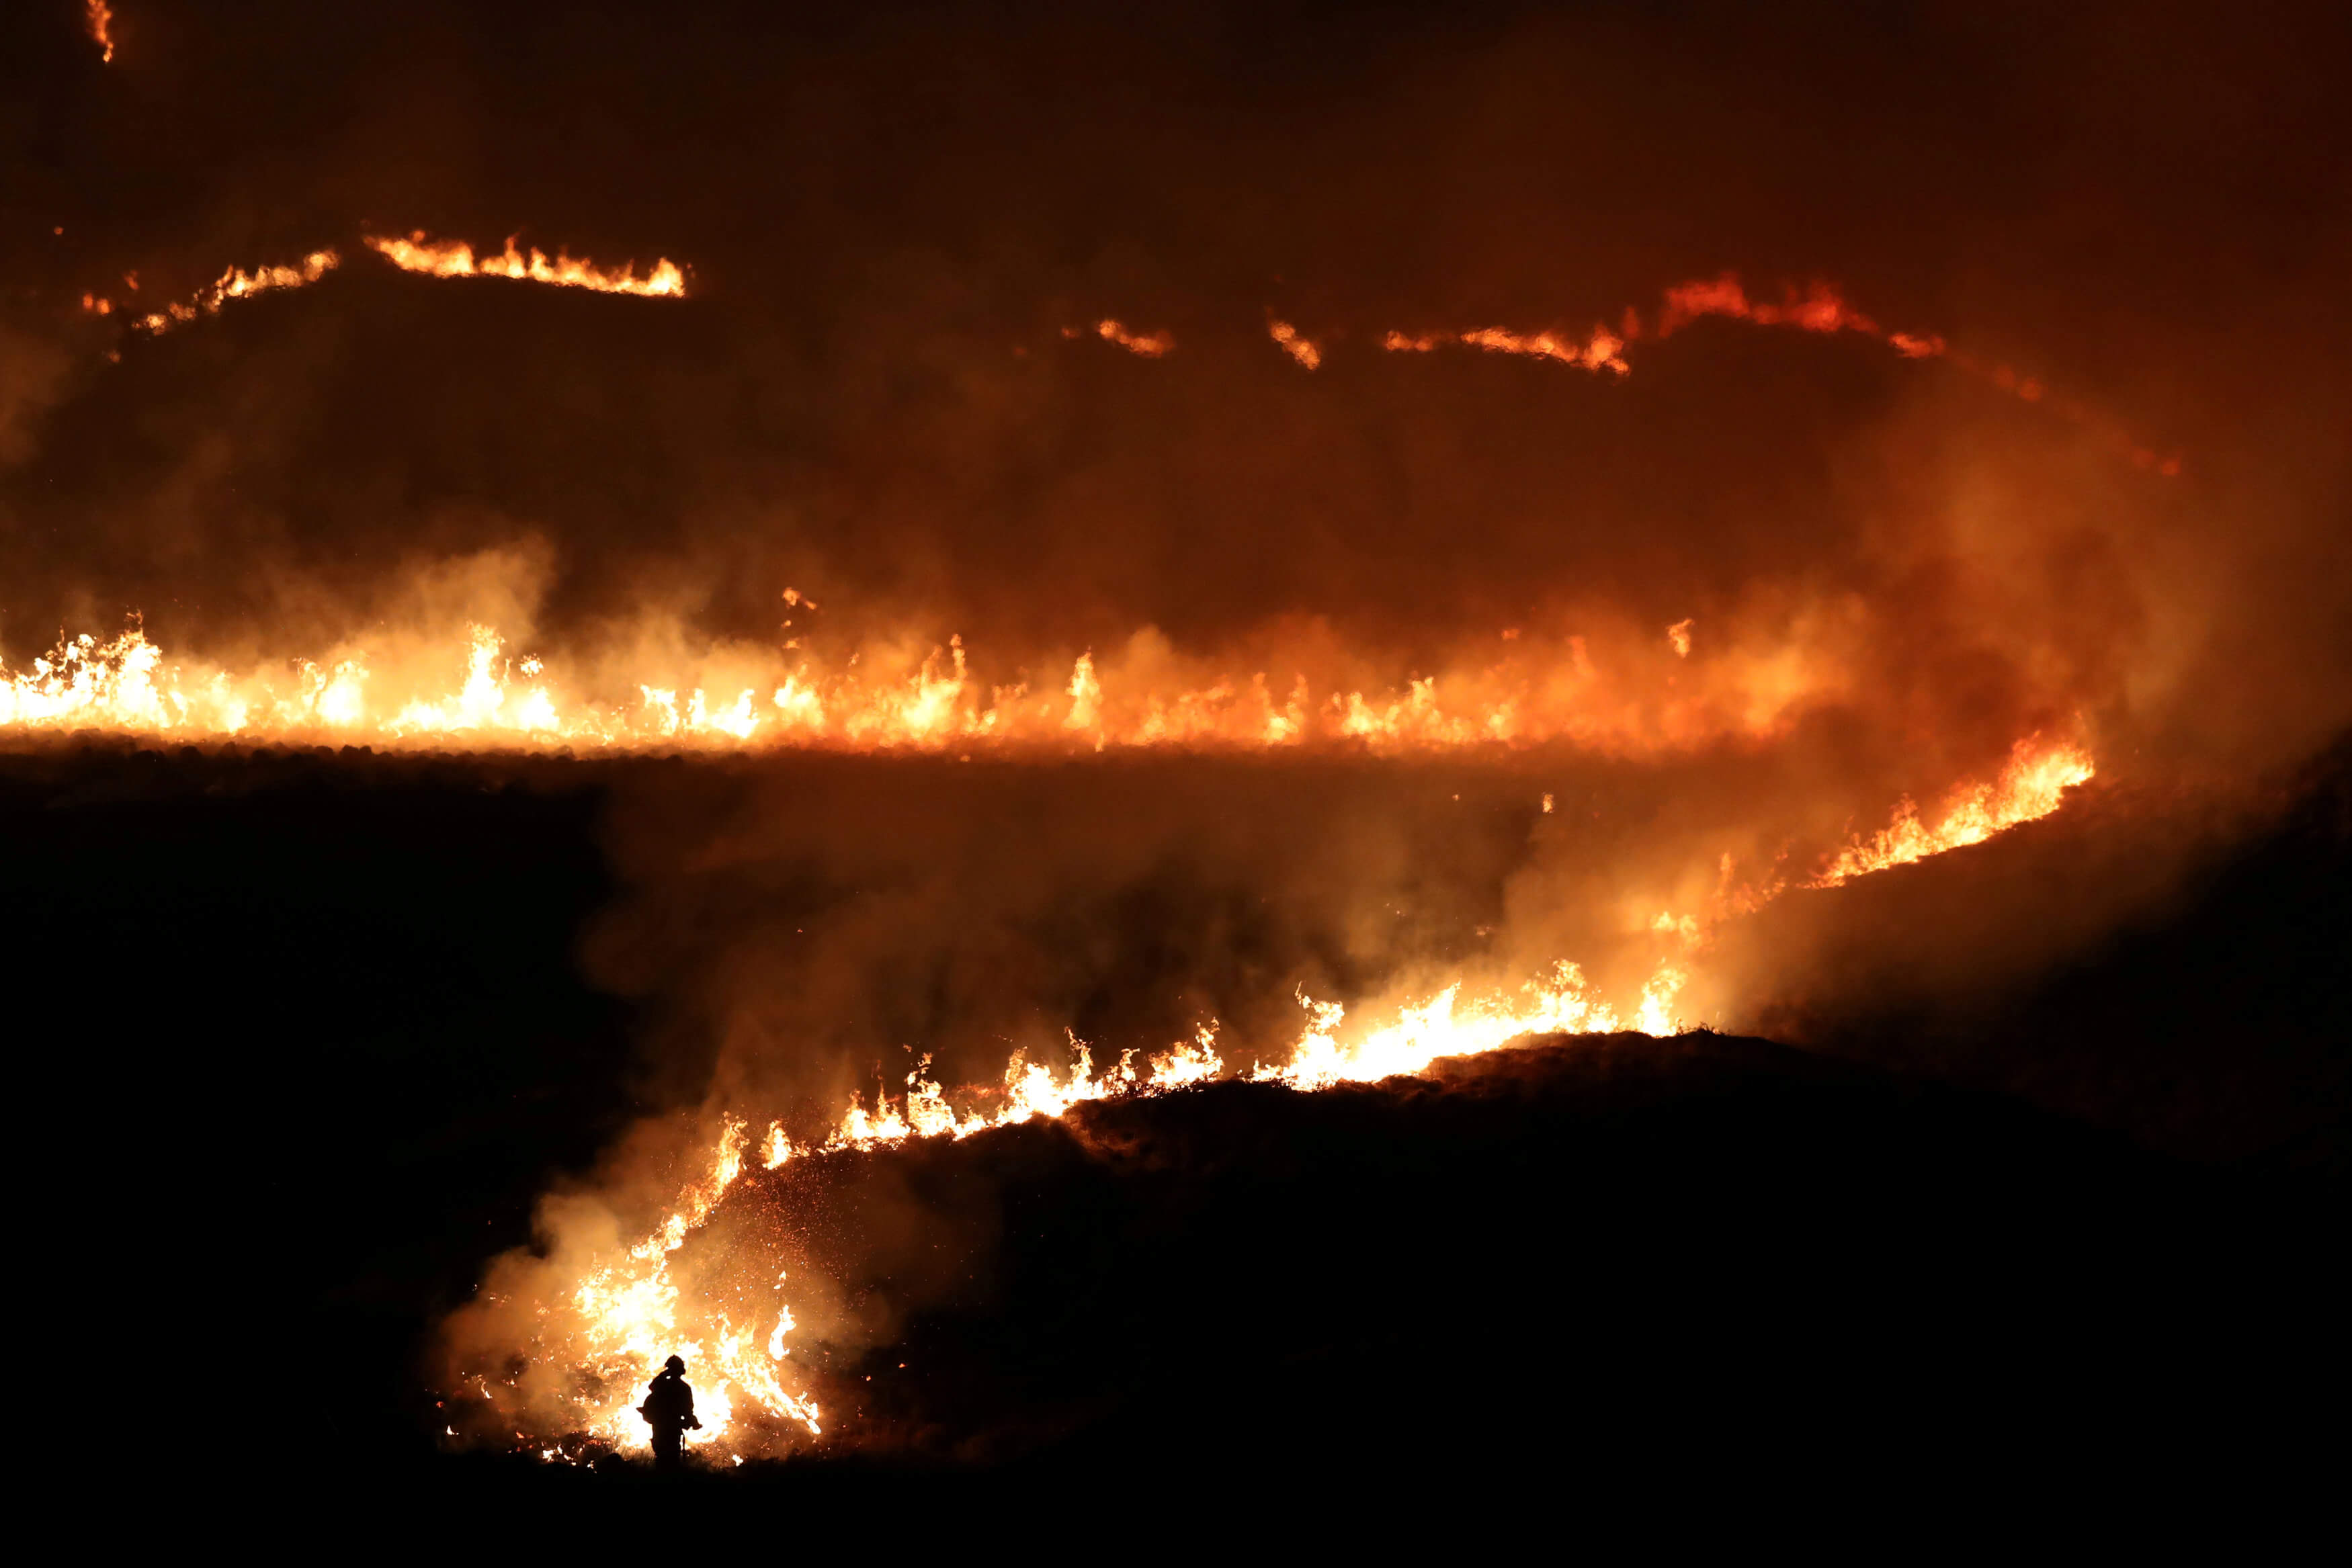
[6,738,2344,1536]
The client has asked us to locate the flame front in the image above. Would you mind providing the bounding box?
[128,251,339,335]
[364,232,687,298]
[460,732,2089,1463]
[1,611,1869,758]
[1808,738,2096,885]
[544,1118,825,1456]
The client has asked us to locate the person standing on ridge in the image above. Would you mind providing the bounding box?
[638,1354,702,1471]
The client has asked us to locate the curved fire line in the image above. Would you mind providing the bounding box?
[454,732,2093,1463]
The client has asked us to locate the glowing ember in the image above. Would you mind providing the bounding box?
[1268,319,1321,369]
[1385,323,1630,375]
[1656,273,1882,339]
[364,232,687,298]
[1078,318,1174,357]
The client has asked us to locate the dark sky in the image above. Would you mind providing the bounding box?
[3,0,2347,770]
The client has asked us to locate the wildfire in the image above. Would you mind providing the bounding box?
[364,232,687,298]
[458,731,2090,1463]
[87,1,114,63]
[1374,272,2179,475]
[1808,736,2097,886]
[494,961,1684,1461]
[0,610,1863,757]
[130,251,339,335]
[64,249,2177,472]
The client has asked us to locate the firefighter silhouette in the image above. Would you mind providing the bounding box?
[638,1354,702,1469]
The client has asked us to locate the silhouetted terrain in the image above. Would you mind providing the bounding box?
[7,739,2341,1526]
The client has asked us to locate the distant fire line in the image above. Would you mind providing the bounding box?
[1367,272,2178,473]
[2,616,1849,758]
[103,250,340,337]
[67,247,2177,466]
[363,231,688,298]
[76,229,692,333]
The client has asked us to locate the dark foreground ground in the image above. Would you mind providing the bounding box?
[5,739,2343,1536]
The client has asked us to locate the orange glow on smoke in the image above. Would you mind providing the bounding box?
[1378,272,2176,476]
[1075,318,1173,357]
[1268,319,1321,369]
[364,232,687,298]
[1388,274,1899,378]
[87,1,114,63]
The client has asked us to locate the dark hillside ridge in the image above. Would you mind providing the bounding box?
[702,1031,2330,1480]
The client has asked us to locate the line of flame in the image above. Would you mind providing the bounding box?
[495,732,2089,1461]
[1,618,1848,758]
[1066,318,1173,356]
[364,232,687,298]
[114,251,340,335]
[1371,272,2177,472]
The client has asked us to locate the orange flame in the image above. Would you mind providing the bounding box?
[1384,323,1630,375]
[1,609,1865,759]
[1076,318,1173,357]
[464,730,2091,1462]
[87,1,114,63]
[549,1117,825,1455]
[130,251,339,335]
[1376,273,2177,476]
[364,232,687,298]
[1269,319,1321,369]
[1808,736,2096,886]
